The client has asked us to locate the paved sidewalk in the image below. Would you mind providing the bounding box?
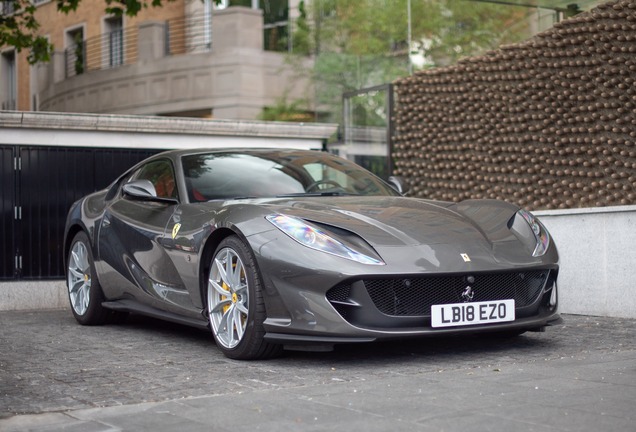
[1,310,634,431]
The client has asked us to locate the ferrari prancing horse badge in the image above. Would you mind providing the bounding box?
[172,223,181,239]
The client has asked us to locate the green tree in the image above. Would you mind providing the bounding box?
[258,96,314,123]
[1,0,221,64]
[0,0,50,64]
[291,0,311,55]
[291,0,533,123]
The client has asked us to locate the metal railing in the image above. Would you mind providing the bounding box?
[165,14,213,56]
[64,13,213,78]
[65,26,138,78]
[1,99,16,110]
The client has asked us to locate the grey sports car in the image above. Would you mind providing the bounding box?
[64,148,562,359]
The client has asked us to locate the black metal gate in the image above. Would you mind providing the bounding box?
[2,146,158,280]
[0,147,16,279]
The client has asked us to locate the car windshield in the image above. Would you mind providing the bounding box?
[181,151,399,202]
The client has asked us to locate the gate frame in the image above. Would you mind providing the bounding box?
[342,83,395,179]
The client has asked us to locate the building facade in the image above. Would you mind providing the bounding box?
[1,0,311,119]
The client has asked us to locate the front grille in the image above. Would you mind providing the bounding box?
[327,284,351,303]
[327,270,549,317]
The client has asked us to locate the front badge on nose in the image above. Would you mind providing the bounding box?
[461,286,474,302]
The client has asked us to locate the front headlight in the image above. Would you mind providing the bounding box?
[517,209,550,257]
[266,214,385,265]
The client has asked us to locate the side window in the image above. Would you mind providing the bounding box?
[132,160,178,199]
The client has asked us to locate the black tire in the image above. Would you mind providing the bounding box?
[206,236,282,360]
[66,231,111,325]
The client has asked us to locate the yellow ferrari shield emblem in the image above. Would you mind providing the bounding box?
[172,223,181,239]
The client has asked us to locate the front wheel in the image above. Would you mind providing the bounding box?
[66,231,110,325]
[207,236,282,360]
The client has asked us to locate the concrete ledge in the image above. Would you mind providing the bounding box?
[535,205,636,319]
[0,111,338,140]
[0,281,68,311]
[0,111,337,151]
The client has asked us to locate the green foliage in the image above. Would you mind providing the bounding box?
[1,0,52,62]
[349,90,389,128]
[258,97,314,123]
[425,0,532,64]
[311,52,406,123]
[289,0,534,122]
[73,32,84,75]
[1,0,221,64]
[291,0,310,55]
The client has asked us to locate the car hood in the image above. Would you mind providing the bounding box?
[259,196,519,248]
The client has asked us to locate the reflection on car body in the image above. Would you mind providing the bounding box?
[64,148,562,359]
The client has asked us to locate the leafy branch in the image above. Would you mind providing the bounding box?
[1,0,220,64]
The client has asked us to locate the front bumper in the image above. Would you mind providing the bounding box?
[252,230,562,346]
[264,312,563,346]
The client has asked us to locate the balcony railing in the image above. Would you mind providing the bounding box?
[65,26,138,78]
[63,13,213,79]
[1,99,16,110]
[166,14,213,55]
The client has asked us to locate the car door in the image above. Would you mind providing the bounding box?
[97,159,185,308]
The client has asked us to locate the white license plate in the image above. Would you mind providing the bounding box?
[431,299,515,328]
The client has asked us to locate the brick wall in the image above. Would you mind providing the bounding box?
[392,0,636,210]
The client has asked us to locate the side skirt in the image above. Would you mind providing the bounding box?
[102,299,209,330]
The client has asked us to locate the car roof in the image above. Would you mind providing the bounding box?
[149,147,326,161]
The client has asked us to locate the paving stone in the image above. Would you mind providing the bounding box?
[0,310,634,431]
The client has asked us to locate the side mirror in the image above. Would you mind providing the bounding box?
[122,180,158,199]
[387,175,410,195]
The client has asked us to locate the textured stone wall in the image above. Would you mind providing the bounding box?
[393,0,636,210]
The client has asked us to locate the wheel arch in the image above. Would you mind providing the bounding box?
[198,226,253,308]
[64,223,88,269]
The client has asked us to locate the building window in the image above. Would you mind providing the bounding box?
[104,16,124,67]
[213,0,257,9]
[65,27,85,77]
[262,0,289,52]
[1,50,16,110]
[215,0,289,52]
[1,1,15,15]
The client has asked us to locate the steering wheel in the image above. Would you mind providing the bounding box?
[306,179,342,192]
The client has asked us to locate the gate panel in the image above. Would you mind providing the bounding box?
[19,147,96,278]
[0,147,16,279]
[94,149,157,189]
[18,147,160,279]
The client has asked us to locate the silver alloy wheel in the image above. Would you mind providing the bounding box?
[67,241,91,316]
[208,247,249,349]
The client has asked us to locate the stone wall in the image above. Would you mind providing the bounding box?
[393,0,636,210]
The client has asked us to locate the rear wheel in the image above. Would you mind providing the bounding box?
[207,236,282,360]
[67,231,110,325]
